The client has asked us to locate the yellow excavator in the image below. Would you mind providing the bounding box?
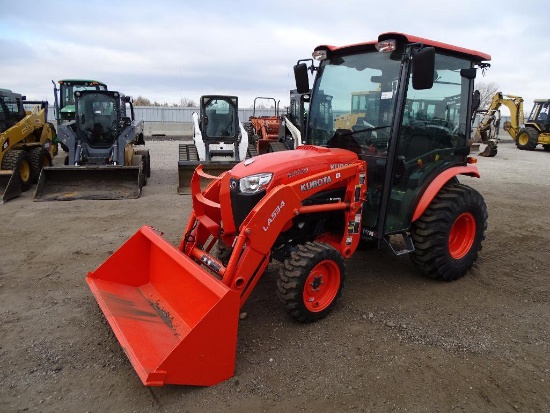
[472,93,550,155]
[0,89,57,203]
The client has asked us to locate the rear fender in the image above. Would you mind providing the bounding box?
[411,165,480,222]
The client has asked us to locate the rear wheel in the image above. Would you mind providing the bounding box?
[28,146,52,183]
[1,150,33,191]
[410,183,487,281]
[543,144,550,152]
[277,242,345,322]
[515,127,538,150]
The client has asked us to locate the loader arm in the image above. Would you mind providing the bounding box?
[180,160,367,306]
[482,92,524,139]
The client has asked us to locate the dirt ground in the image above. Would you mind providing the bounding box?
[1,137,549,413]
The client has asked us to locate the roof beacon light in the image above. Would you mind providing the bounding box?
[375,39,396,53]
[312,49,328,61]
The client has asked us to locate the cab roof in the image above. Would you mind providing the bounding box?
[58,79,107,86]
[315,32,491,63]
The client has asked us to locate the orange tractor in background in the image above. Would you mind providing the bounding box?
[244,96,289,154]
[87,32,491,386]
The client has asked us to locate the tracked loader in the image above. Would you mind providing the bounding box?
[87,32,490,386]
[178,95,250,193]
[34,90,149,201]
[0,89,56,203]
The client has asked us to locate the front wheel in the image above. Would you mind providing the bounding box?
[410,183,487,281]
[277,242,345,322]
[28,146,52,183]
[1,150,33,191]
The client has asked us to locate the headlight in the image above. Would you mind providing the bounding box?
[239,173,273,194]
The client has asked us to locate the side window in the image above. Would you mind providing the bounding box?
[398,54,470,164]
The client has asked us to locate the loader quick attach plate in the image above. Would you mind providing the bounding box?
[86,226,240,386]
[34,166,142,201]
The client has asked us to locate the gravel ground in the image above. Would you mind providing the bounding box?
[0,136,549,413]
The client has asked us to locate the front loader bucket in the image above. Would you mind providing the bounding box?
[0,170,22,203]
[34,166,142,201]
[86,226,240,386]
[178,162,236,194]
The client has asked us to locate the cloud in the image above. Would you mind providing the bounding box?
[1,0,548,108]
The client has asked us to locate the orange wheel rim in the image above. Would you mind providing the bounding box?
[303,260,340,312]
[448,212,476,259]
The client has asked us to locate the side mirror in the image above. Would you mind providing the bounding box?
[411,47,435,90]
[294,63,309,94]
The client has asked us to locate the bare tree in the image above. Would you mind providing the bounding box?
[133,96,152,106]
[475,82,500,110]
[180,98,197,107]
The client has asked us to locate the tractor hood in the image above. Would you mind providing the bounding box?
[230,145,358,189]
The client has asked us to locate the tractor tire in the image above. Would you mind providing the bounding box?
[410,183,487,281]
[135,149,151,178]
[179,144,199,162]
[145,151,151,177]
[28,146,52,183]
[515,127,538,150]
[215,238,232,266]
[243,122,257,144]
[268,141,289,152]
[277,242,345,323]
[2,150,33,192]
[246,144,258,158]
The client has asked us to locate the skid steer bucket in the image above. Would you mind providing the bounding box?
[0,170,22,203]
[34,166,142,201]
[86,226,240,386]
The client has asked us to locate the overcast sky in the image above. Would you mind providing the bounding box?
[1,0,548,112]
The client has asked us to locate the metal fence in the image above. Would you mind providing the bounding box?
[41,105,278,124]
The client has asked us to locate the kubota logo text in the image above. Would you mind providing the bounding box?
[263,200,285,232]
[300,176,332,191]
[330,163,351,170]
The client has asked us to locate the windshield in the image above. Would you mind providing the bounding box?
[60,83,108,109]
[307,51,401,145]
[77,93,119,147]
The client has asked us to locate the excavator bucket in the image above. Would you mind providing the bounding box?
[34,166,142,201]
[86,226,240,386]
[0,170,22,203]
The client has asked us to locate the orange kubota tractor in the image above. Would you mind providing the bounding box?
[87,32,491,386]
[244,97,290,154]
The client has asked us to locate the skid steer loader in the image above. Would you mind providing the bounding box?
[87,32,491,386]
[52,80,108,152]
[1,89,56,203]
[34,90,149,201]
[177,95,249,193]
